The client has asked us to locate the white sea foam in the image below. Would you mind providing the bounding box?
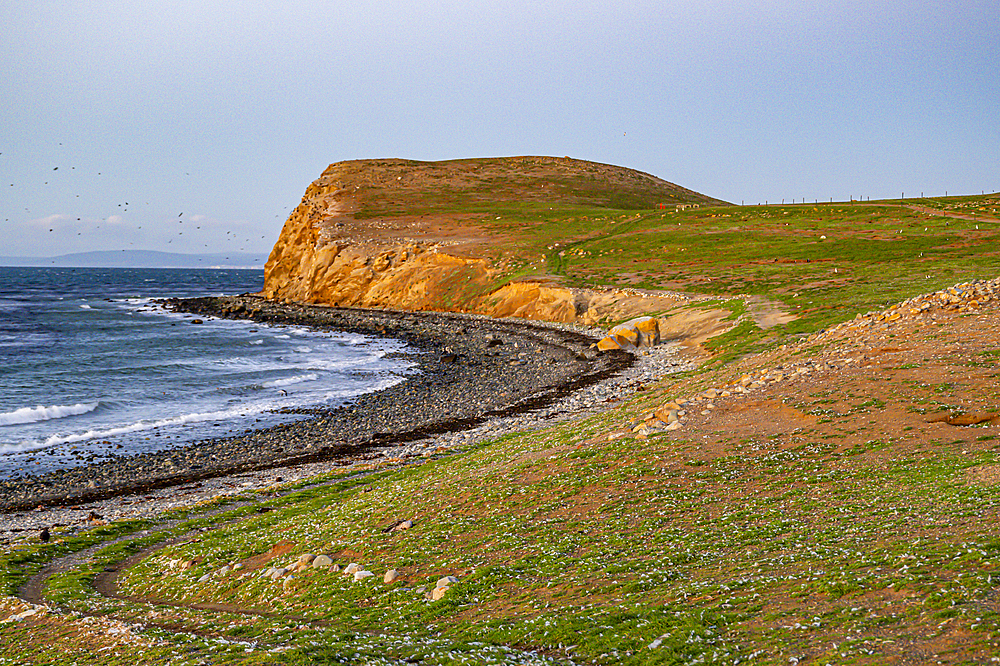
[249,339,264,345]
[274,334,290,339]
[304,357,370,372]
[79,304,92,309]
[263,373,319,388]
[2,403,282,454]
[319,375,405,401]
[0,402,100,427]
[293,346,313,353]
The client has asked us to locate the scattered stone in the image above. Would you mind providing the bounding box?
[354,570,375,581]
[5,607,43,622]
[596,316,662,351]
[649,634,669,649]
[384,518,414,532]
[294,553,316,571]
[384,569,400,584]
[312,554,333,568]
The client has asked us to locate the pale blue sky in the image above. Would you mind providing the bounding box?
[2,0,997,256]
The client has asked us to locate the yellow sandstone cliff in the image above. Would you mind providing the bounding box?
[261,157,729,329]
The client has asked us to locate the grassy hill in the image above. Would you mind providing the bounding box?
[3,179,1000,664]
[260,156,730,317]
[339,156,729,217]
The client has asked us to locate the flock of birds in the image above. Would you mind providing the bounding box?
[3,145,287,255]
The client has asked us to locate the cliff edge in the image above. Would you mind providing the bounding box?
[262,156,729,325]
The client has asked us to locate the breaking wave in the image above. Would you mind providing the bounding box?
[0,402,100,427]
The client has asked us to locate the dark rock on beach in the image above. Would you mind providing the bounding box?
[0,296,630,512]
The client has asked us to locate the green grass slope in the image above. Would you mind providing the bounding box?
[4,191,1000,665]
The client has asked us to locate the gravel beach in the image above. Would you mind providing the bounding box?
[0,296,634,517]
[0,307,694,545]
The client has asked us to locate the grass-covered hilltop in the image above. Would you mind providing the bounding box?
[3,157,1000,665]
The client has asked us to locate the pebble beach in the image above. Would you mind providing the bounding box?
[0,297,694,543]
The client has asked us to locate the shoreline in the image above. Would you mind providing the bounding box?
[0,296,632,514]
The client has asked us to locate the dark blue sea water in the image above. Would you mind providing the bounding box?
[0,267,414,478]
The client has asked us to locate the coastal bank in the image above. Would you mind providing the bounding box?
[0,295,630,512]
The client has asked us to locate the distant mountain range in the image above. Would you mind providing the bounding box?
[0,250,269,269]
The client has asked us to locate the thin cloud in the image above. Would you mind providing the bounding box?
[26,214,72,230]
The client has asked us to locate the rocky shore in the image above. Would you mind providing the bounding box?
[0,296,632,514]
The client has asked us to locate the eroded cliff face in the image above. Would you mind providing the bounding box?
[264,227,598,323]
[261,158,727,328]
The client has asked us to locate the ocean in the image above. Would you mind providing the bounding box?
[0,267,414,479]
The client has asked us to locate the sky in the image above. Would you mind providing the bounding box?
[2,0,998,257]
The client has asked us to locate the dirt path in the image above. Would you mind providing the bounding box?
[13,454,573,664]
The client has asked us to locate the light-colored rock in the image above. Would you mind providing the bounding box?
[354,570,375,581]
[431,586,450,600]
[655,405,679,423]
[392,519,413,531]
[344,562,360,575]
[436,575,459,588]
[628,316,661,346]
[6,607,42,622]
[610,325,640,347]
[596,334,627,351]
[312,555,334,568]
[384,569,401,584]
[597,316,664,352]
